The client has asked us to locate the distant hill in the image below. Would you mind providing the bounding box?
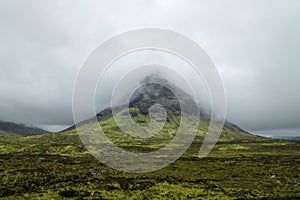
[0,121,49,136]
[269,135,296,140]
[293,136,300,141]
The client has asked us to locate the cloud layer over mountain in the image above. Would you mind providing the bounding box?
[0,0,299,136]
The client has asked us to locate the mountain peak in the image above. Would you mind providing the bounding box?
[129,75,199,116]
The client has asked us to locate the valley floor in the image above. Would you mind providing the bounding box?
[0,134,300,199]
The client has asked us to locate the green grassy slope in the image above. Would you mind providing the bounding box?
[0,130,20,141]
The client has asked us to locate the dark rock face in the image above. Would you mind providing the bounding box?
[129,83,181,115]
[96,109,113,121]
[129,80,199,117]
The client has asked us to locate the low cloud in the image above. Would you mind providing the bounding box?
[0,0,299,135]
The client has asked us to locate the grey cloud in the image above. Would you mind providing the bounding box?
[0,0,299,135]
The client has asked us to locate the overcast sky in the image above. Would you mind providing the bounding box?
[0,0,299,136]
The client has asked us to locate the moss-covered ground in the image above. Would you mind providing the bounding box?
[0,116,299,199]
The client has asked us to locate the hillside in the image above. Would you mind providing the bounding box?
[0,130,20,142]
[0,121,49,136]
[294,136,300,141]
[66,76,265,144]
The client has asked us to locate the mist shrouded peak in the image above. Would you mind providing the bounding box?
[128,74,200,116]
